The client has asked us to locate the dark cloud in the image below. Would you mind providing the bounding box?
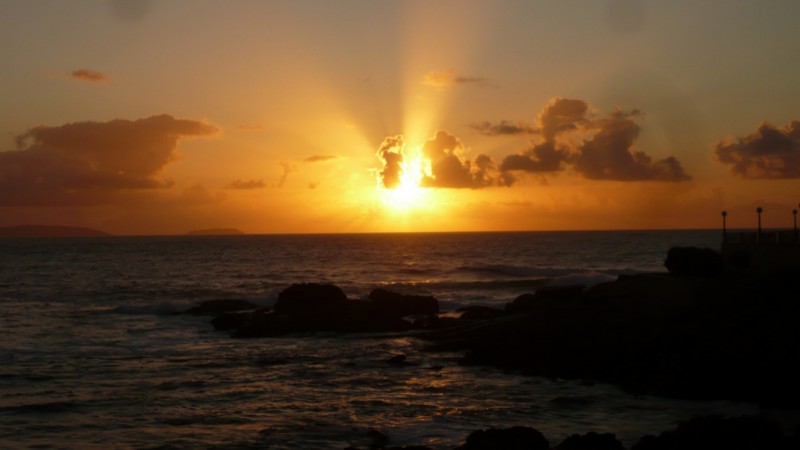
[537,98,589,141]
[714,120,800,179]
[0,115,218,206]
[481,98,690,182]
[227,179,266,189]
[375,136,405,189]
[500,141,569,173]
[70,69,108,83]
[574,111,690,181]
[420,131,511,189]
[469,120,536,136]
[304,154,338,163]
[422,69,488,88]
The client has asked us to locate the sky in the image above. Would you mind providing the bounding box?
[1,0,799,234]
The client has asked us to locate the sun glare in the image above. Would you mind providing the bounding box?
[379,147,430,212]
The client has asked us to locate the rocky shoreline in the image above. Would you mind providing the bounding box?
[187,246,800,448]
[342,414,799,449]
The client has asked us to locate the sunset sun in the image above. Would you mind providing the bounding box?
[379,148,430,212]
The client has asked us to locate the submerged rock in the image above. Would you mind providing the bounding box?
[274,283,348,314]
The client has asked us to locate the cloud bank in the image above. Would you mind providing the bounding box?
[714,120,800,179]
[227,179,266,189]
[420,131,511,188]
[493,98,691,182]
[0,115,218,205]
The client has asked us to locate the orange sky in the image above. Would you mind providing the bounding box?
[1,1,799,234]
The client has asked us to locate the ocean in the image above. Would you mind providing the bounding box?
[0,230,767,449]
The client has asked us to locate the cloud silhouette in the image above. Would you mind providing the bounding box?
[375,136,405,189]
[422,69,487,88]
[469,120,536,136]
[0,115,218,205]
[714,120,800,179]
[500,141,569,173]
[227,179,266,189]
[276,162,297,188]
[420,130,511,188]
[70,69,108,83]
[574,110,691,181]
[304,154,338,163]
[482,98,690,182]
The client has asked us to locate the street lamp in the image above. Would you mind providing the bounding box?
[721,210,728,243]
[756,207,763,242]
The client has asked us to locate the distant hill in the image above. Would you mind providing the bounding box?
[185,228,244,236]
[0,224,110,237]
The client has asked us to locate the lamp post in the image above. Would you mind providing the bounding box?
[756,207,763,242]
[721,210,727,243]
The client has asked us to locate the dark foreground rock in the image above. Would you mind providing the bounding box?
[343,416,796,450]
[213,284,441,338]
[456,426,549,450]
[425,272,800,406]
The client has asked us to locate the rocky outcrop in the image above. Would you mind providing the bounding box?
[209,284,441,338]
[425,271,800,406]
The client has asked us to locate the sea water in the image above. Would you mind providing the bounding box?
[0,231,764,449]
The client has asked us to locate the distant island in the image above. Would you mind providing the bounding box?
[0,224,110,237]
[185,228,244,236]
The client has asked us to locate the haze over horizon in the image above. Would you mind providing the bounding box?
[2,1,799,235]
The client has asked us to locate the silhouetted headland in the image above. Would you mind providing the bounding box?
[185,227,244,236]
[0,224,109,237]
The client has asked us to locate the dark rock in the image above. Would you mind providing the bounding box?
[274,283,348,314]
[504,284,585,314]
[457,305,505,320]
[630,415,792,450]
[386,354,408,365]
[664,246,723,278]
[556,431,625,450]
[368,288,439,317]
[456,426,549,450]
[186,299,258,315]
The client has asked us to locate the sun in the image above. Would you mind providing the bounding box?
[379,147,430,212]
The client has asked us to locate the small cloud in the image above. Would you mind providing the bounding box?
[470,120,536,136]
[70,69,108,83]
[375,136,405,189]
[304,154,338,163]
[276,162,297,188]
[714,120,800,179]
[422,69,488,88]
[236,124,264,132]
[227,179,266,189]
